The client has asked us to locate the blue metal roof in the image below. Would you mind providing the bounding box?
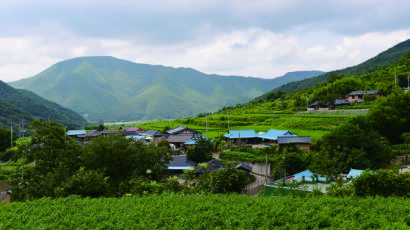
[268,170,327,185]
[347,168,364,179]
[224,130,258,139]
[258,129,295,140]
[66,130,87,136]
[183,135,212,145]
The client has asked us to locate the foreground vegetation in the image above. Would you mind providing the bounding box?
[1,194,410,229]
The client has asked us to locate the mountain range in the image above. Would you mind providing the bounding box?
[10,57,323,122]
[0,80,85,128]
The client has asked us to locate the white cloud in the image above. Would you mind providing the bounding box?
[0,29,409,82]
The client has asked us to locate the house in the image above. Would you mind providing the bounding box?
[258,129,295,144]
[121,127,144,135]
[0,180,11,203]
[66,130,87,138]
[277,136,312,152]
[265,169,362,195]
[346,90,381,102]
[100,129,120,137]
[166,126,201,136]
[334,99,353,107]
[141,130,164,144]
[236,163,253,172]
[168,135,195,149]
[307,101,319,111]
[224,130,260,145]
[346,168,364,179]
[78,129,100,140]
[167,155,196,173]
[195,159,226,174]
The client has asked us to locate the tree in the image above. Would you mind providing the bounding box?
[0,126,14,153]
[198,167,249,194]
[27,119,83,184]
[12,119,83,200]
[370,89,410,144]
[187,136,213,163]
[83,135,171,193]
[310,119,391,175]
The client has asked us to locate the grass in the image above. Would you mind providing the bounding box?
[134,113,354,141]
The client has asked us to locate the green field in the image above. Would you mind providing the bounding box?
[1,194,410,229]
[135,113,357,141]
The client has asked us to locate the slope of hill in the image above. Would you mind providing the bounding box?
[0,81,86,128]
[10,56,322,122]
[269,38,410,94]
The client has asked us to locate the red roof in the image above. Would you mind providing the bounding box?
[124,127,144,133]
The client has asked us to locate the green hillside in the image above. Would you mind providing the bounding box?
[10,56,322,122]
[267,38,410,94]
[0,80,85,128]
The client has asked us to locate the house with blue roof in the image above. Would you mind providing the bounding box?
[223,130,261,145]
[66,130,87,138]
[224,129,299,146]
[258,129,295,143]
[346,168,364,179]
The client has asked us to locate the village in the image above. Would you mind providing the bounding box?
[0,89,398,202]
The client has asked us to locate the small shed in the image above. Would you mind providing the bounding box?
[195,159,226,174]
[236,163,253,172]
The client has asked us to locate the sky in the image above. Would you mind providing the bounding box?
[1,0,410,82]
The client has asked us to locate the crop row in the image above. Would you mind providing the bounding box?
[1,193,410,229]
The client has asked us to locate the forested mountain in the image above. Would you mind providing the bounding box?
[222,48,410,115]
[0,81,86,128]
[10,56,321,122]
[266,38,410,94]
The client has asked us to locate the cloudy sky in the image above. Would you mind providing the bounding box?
[1,0,410,82]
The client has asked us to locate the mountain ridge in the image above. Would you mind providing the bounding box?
[11,56,323,122]
[268,38,410,95]
[0,80,86,128]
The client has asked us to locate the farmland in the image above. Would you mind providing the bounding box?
[135,113,357,141]
[1,193,410,229]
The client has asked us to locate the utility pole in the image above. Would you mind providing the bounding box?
[395,72,397,86]
[10,121,13,149]
[205,112,208,139]
[227,111,230,129]
[306,95,309,110]
[21,120,25,180]
[265,152,268,183]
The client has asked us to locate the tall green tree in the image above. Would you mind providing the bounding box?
[187,136,213,163]
[12,119,83,200]
[83,135,171,190]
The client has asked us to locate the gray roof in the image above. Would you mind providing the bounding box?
[334,99,353,105]
[166,126,201,135]
[347,90,380,96]
[236,163,253,172]
[278,136,312,144]
[167,135,194,143]
[168,155,196,169]
[100,130,120,134]
[308,101,318,108]
[143,130,163,136]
